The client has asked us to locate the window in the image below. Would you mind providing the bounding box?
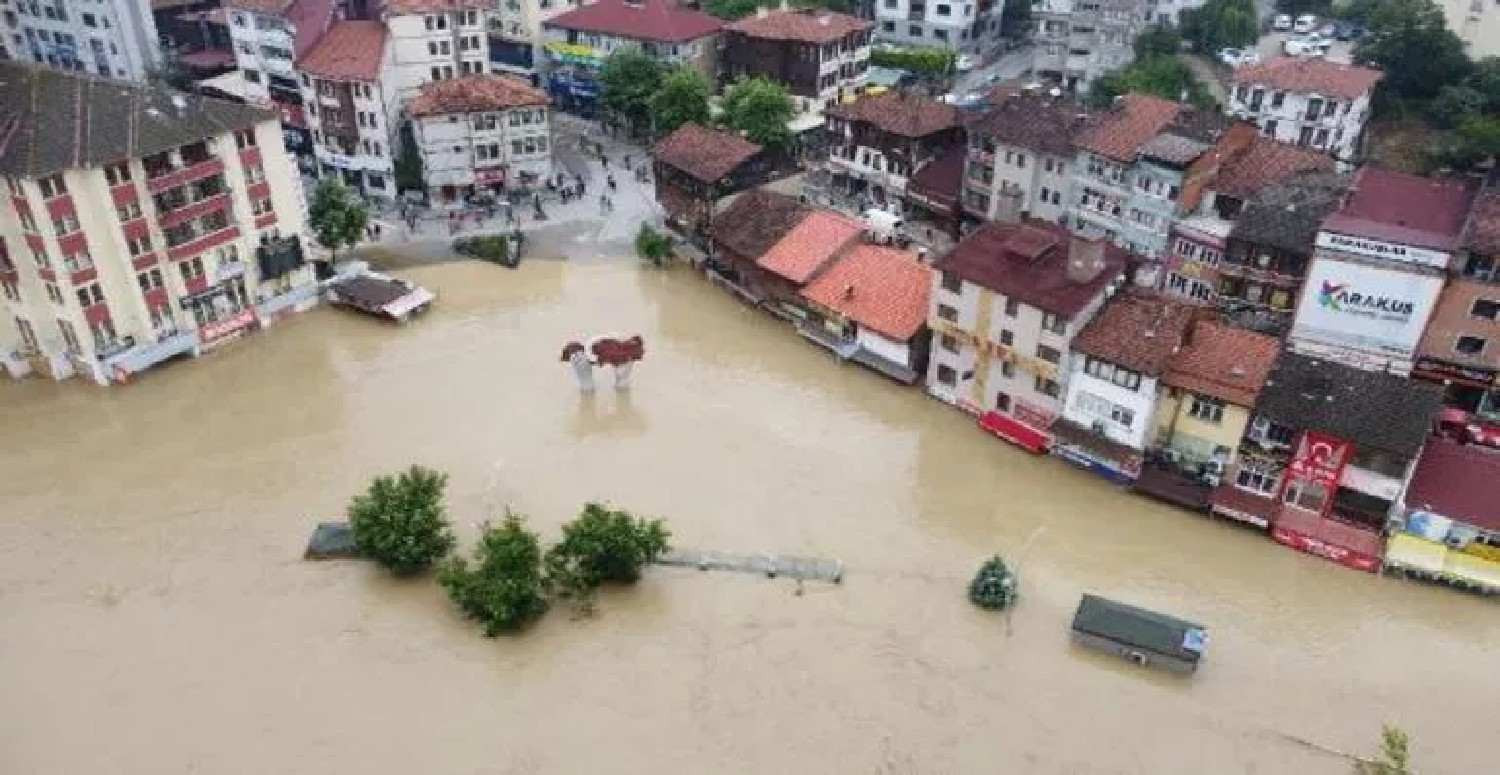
[1188,395,1225,423]
[936,3,952,13]
[57,319,80,352]
[104,162,131,186]
[116,200,141,221]
[51,214,78,235]
[1041,312,1066,335]
[1235,459,1279,495]
[1270,91,1285,109]
[1,279,17,301]
[995,391,1011,412]
[45,283,63,304]
[1036,344,1061,364]
[244,69,260,83]
[1004,297,1019,317]
[937,303,958,322]
[18,210,36,232]
[179,257,205,283]
[234,129,256,149]
[940,334,959,353]
[137,268,164,293]
[999,329,1013,346]
[940,271,962,293]
[1471,298,1499,320]
[1283,479,1328,512]
[1034,376,1060,398]
[1263,119,1278,137]
[75,283,104,308]
[909,24,922,36]
[1084,356,1141,390]
[251,197,273,216]
[127,233,151,257]
[936,364,956,386]
[37,173,66,198]
[882,20,894,31]
[1456,336,1487,356]
[245,165,265,184]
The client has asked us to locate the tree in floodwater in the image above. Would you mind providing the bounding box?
[967,555,1018,610]
[439,512,549,635]
[544,503,670,610]
[1354,724,1411,775]
[347,465,456,575]
[307,178,369,263]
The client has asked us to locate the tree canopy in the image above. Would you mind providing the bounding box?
[1088,55,1212,110]
[439,513,549,636]
[544,503,670,605]
[1180,0,1258,54]
[1355,0,1473,104]
[347,465,456,575]
[1133,25,1182,59]
[598,47,666,134]
[869,46,956,78]
[393,129,423,193]
[721,76,796,151]
[307,179,368,261]
[650,67,712,137]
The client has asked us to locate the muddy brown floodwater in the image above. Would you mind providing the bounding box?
[2,259,1496,774]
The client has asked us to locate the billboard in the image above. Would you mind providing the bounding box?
[1290,257,1442,358]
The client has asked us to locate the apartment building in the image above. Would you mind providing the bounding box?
[226,0,336,107]
[0,0,161,81]
[541,0,724,110]
[825,91,961,212]
[1031,0,1145,94]
[926,221,1127,438]
[0,62,315,385]
[722,9,872,109]
[961,90,1088,225]
[380,0,492,105]
[296,20,396,199]
[487,0,580,79]
[1227,57,1382,166]
[871,0,1004,51]
[409,74,552,202]
[1438,0,1500,60]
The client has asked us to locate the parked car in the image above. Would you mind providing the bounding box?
[1294,14,1318,33]
[1273,13,1292,31]
[1239,50,1261,66]
[1217,47,1243,66]
[1284,34,1331,57]
[955,54,975,71]
[1317,22,1337,37]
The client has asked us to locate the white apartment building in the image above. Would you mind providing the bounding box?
[871,0,1003,51]
[0,62,316,385]
[961,90,1085,225]
[408,74,552,202]
[488,0,581,78]
[380,0,492,106]
[1031,0,1144,94]
[926,221,1125,436]
[225,0,335,105]
[296,21,397,199]
[1227,57,1382,166]
[0,0,160,81]
[1439,0,1500,60]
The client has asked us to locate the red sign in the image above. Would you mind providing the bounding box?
[200,308,257,345]
[1012,399,1057,431]
[1286,431,1351,487]
[1271,526,1380,573]
[475,167,506,185]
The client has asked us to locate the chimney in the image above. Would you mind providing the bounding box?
[993,185,1023,225]
[1066,233,1107,284]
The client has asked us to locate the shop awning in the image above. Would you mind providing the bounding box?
[1444,551,1500,591]
[1385,533,1448,575]
[979,411,1049,454]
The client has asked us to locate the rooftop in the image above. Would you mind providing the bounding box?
[1255,351,1442,456]
[409,74,549,117]
[1139,133,1212,167]
[652,122,761,184]
[1232,56,1383,100]
[295,20,386,82]
[1213,135,1334,199]
[0,62,274,179]
[711,188,811,259]
[964,91,1089,157]
[1321,167,1480,253]
[1073,93,1181,164]
[725,9,871,43]
[1462,183,1500,257]
[1231,171,1349,255]
[383,0,493,13]
[1162,320,1280,406]
[1404,439,1500,533]
[1072,594,1205,663]
[905,145,965,215]
[800,244,931,340]
[1072,291,1200,376]
[544,0,725,43]
[756,210,861,284]
[825,92,959,139]
[934,221,1129,317]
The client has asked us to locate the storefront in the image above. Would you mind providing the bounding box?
[182,277,258,350]
[1269,430,1385,572]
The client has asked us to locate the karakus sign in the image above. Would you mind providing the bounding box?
[1291,258,1442,356]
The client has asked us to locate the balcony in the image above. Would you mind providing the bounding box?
[156,192,231,231]
[216,257,247,283]
[146,157,226,195]
[166,223,240,262]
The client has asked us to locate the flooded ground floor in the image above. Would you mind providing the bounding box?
[1,256,1495,773]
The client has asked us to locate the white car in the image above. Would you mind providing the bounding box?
[1294,14,1317,33]
[955,54,975,72]
[1273,14,1293,31]
[1217,47,1243,66]
[1284,35,1329,57]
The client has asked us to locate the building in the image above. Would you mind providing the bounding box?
[1070,594,1207,674]
[1437,0,1500,61]
[1413,177,1500,417]
[799,243,932,383]
[1031,0,1147,94]
[226,0,335,109]
[487,0,584,80]
[296,20,396,198]
[825,92,961,212]
[154,1,235,79]
[379,0,493,105]
[1052,290,1199,482]
[0,0,161,81]
[926,221,1128,439]
[871,0,1004,52]
[1385,438,1500,594]
[748,209,863,316]
[1207,352,1441,569]
[961,90,1089,226]
[0,62,316,385]
[652,123,764,244]
[1153,319,1280,470]
[409,74,552,202]
[722,9,872,110]
[541,0,724,112]
[1226,57,1383,166]
[1160,135,1334,306]
[1288,167,1479,376]
[707,187,809,291]
[1214,171,1348,334]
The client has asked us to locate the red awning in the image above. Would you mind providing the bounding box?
[979,411,1051,454]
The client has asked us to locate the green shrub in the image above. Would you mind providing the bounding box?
[635,224,673,267]
[869,46,956,78]
[545,503,671,603]
[453,235,513,265]
[967,555,1017,610]
[439,513,550,636]
[347,465,456,575]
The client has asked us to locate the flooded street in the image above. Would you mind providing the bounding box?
[2,257,1496,774]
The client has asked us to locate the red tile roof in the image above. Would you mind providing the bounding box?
[408,74,548,117]
[825,92,959,138]
[1462,187,1500,256]
[1072,290,1201,376]
[726,9,871,43]
[1405,439,1500,532]
[1073,93,1181,163]
[906,145,965,215]
[1213,135,1334,199]
[933,220,1129,317]
[1321,167,1479,252]
[1162,320,1280,406]
[801,244,931,340]
[756,210,861,284]
[295,20,386,82]
[1232,57,1383,101]
[544,0,725,43]
[652,122,762,183]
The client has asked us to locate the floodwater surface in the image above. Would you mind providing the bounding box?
[1,259,1496,774]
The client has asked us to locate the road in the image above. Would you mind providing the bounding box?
[954,41,1035,96]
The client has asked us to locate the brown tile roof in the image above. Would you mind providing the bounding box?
[965,92,1089,157]
[295,20,386,81]
[825,92,959,139]
[1321,167,1479,253]
[712,188,810,259]
[652,122,761,183]
[544,0,724,43]
[906,145,965,215]
[408,74,548,117]
[1462,187,1500,256]
[1073,93,1181,164]
[756,210,861,284]
[1232,57,1383,101]
[1213,135,1334,199]
[726,9,871,43]
[1405,439,1500,532]
[801,244,930,340]
[384,0,492,13]
[1162,320,1280,406]
[1072,290,1200,376]
[932,220,1129,317]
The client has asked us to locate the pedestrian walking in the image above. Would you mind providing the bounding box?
[607,173,616,192]
[599,193,608,214]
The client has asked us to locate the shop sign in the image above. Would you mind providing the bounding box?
[200,308,256,345]
[1271,526,1380,573]
[1286,431,1351,487]
[1413,356,1499,387]
[1291,257,1442,356]
[1316,231,1450,269]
